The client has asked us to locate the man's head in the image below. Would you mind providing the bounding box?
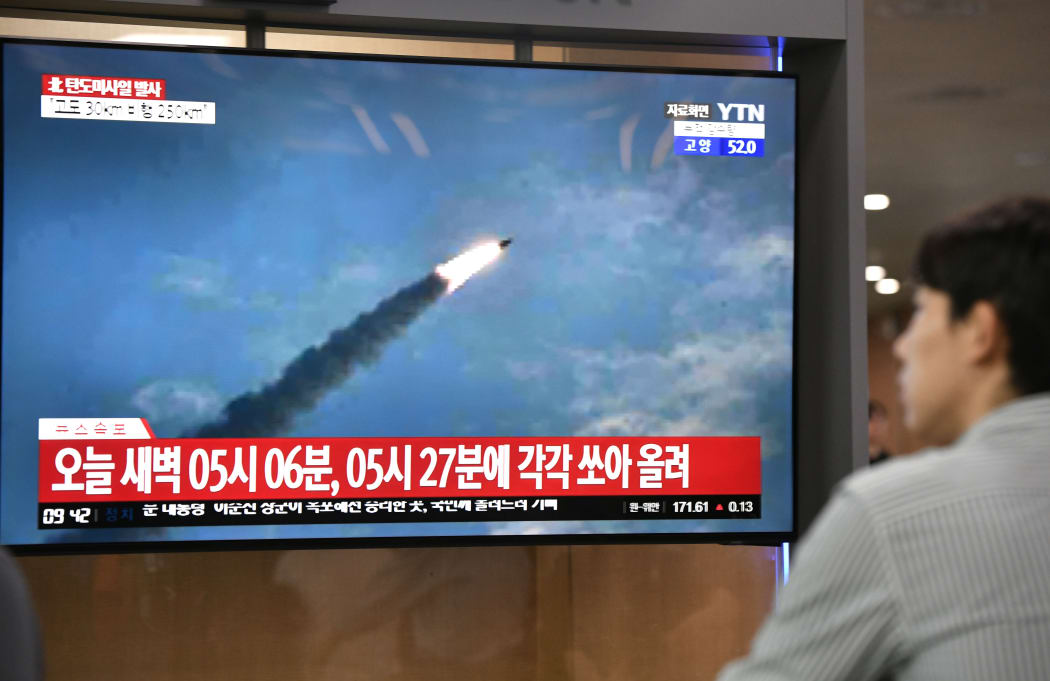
[893,196,1050,446]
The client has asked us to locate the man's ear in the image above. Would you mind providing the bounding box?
[963,301,1009,365]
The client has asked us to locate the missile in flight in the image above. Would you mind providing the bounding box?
[435,238,512,293]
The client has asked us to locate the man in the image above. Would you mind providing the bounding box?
[716,196,1050,680]
[868,400,892,465]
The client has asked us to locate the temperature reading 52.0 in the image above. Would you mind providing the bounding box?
[726,139,759,155]
[728,500,755,513]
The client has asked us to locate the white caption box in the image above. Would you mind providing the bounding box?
[673,121,765,139]
[41,96,215,124]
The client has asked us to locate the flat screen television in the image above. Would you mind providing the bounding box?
[1,38,796,551]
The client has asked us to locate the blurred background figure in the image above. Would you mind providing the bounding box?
[0,549,43,681]
[868,399,892,464]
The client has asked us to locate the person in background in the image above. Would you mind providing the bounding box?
[867,400,892,464]
[716,196,1050,680]
[0,548,43,681]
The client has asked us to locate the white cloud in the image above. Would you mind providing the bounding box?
[159,254,229,301]
[549,170,696,245]
[505,359,550,382]
[319,82,356,107]
[566,314,791,445]
[420,147,795,452]
[537,170,793,444]
[132,380,222,427]
[585,105,618,121]
[158,254,286,310]
[715,231,793,271]
[701,231,794,300]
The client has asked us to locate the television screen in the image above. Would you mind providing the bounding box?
[1,39,796,550]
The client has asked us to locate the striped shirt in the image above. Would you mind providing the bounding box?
[717,393,1050,681]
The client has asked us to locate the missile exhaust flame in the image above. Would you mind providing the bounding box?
[435,240,506,293]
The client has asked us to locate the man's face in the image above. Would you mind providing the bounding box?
[892,287,970,445]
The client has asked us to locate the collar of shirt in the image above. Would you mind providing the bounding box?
[954,391,1050,450]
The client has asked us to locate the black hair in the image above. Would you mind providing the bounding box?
[914,196,1050,396]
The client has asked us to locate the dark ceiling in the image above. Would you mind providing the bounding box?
[864,0,1050,316]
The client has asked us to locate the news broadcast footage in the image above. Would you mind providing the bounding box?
[1,41,796,547]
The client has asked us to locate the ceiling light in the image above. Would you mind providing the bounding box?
[865,194,890,211]
[866,265,887,282]
[875,278,900,295]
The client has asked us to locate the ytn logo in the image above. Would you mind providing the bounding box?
[717,103,765,122]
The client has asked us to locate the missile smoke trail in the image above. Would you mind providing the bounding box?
[188,240,510,438]
[189,273,446,438]
[189,273,445,438]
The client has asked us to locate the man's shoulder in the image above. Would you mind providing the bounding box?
[838,447,956,522]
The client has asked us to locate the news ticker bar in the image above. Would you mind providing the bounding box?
[39,495,761,529]
[40,436,761,502]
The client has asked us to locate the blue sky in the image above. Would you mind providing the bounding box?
[2,43,795,545]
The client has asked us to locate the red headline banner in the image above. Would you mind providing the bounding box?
[39,437,760,503]
[41,74,166,99]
